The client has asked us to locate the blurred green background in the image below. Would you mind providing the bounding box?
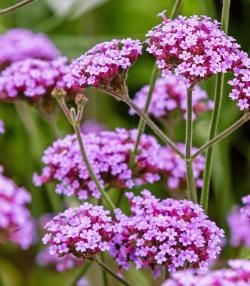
[0,0,249,285]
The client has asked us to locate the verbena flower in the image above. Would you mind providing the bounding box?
[81,120,106,134]
[228,195,250,248]
[130,76,213,120]
[37,247,83,272]
[146,15,241,85]
[77,278,89,286]
[65,39,142,98]
[42,203,114,259]
[0,57,70,103]
[0,166,33,249]
[0,28,60,67]
[162,259,250,286]
[33,128,162,200]
[0,120,4,134]
[110,190,224,276]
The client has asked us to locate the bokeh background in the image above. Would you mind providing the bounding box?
[0,0,249,285]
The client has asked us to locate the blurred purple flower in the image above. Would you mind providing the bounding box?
[81,120,106,134]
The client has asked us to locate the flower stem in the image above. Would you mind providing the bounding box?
[129,65,159,167]
[68,261,91,286]
[73,123,115,210]
[200,0,232,212]
[185,87,197,203]
[91,257,131,286]
[0,0,34,15]
[124,96,185,159]
[170,0,183,19]
[191,113,250,159]
[101,253,109,286]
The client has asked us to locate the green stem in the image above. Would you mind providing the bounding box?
[91,257,131,286]
[73,123,115,210]
[67,261,91,286]
[129,0,183,166]
[200,0,232,212]
[0,0,34,15]
[191,113,250,159]
[185,87,197,203]
[129,66,159,167]
[124,96,185,159]
[101,253,109,286]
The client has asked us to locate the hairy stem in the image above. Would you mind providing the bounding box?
[124,97,185,159]
[200,0,232,211]
[185,87,197,203]
[68,261,91,286]
[73,123,115,210]
[91,257,131,286]
[170,0,183,18]
[0,0,34,15]
[191,113,250,159]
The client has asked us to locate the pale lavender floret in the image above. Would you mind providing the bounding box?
[110,190,224,276]
[43,203,114,259]
[81,120,106,134]
[0,57,71,102]
[130,76,213,120]
[77,278,89,286]
[162,259,250,286]
[0,28,60,66]
[146,14,250,111]
[241,195,250,219]
[65,39,142,92]
[34,129,205,200]
[0,166,34,249]
[0,120,4,134]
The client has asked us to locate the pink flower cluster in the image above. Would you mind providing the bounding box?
[0,57,70,102]
[33,129,205,200]
[42,203,114,259]
[65,39,142,93]
[37,247,83,272]
[146,15,240,84]
[0,167,33,249]
[33,128,162,200]
[130,76,213,120]
[162,259,250,286]
[0,28,60,67]
[110,190,224,276]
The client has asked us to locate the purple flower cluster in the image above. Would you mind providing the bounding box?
[0,28,60,67]
[37,247,83,272]
[81,120,106,134]
[146,15,241,85]
[110,190,224,276]
[42,203,114,259]
[241,195,250,219]
[130,76,213,120]
[65,39,142,94]
[33,128,162,200]
[0,167,33,249]
[162,259,250,286]
[0,57,70,102]
[157,144,204,190]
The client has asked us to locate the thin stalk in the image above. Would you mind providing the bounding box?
[200,0,232,211]
[185,87,197,203]
[101,253,109,286]
[129,0,183,166]
[129,66,159,167]
[124,96,185,159]
[0,0,34,15]
[68,261,91,286]
[191,113,250,159]
[73,123,115,210]
[91,257,131,286]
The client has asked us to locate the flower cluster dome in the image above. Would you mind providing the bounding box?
[0,167,33,249]
[162,259,250,286]
[110,190,224,276]
[0,28,60,67]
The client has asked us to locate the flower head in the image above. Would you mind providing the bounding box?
[162,259,250,286]
[43,203,114,259]
[0,167,34,249]
[65,39,142,98]
[33,128,162,200]
[146,15,242,85]
[110,190,224,276]
[0,28,60,67]
[81,120,106,134]
[130,76,213,120]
